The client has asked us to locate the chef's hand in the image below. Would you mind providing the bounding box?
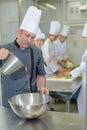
[58,68,67,73]
[63,71,71,76]
[40,88,49,94]
[0,48,10,60]
[64,59,72,62]
[58,60,63,64]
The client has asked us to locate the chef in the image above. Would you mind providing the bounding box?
[43,21,66,76]
[0,6,48,107]
[54,25,72,66]
[64,23,87,115]
[34,28,45,49]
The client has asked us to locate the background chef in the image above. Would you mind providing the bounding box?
[43,21,67,76]
[34,28,45,49]
[64,22,87,115]
[54,25,72,66]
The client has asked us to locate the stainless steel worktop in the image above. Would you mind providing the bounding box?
[46,76,82,94]
[0,106,85,130]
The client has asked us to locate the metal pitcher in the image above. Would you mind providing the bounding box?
[1,53,24,76]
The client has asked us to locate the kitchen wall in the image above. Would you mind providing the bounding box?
[0,0,34,44]
[0,0,19,44]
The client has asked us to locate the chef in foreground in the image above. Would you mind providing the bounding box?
[0,6,48,107]
[64,23,87,115]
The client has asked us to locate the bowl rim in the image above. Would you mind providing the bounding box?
[8,93,49,106]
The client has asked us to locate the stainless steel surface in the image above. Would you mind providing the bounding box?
[1,53,24,76]
[0,106,85,130]
[46,77,82,112]
[8,93,49,119]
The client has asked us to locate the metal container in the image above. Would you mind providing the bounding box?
[1,53,24,76]
[8,93,49,119]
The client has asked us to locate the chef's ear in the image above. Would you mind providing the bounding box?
[17,29,22,36]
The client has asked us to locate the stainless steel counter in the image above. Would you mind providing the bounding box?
[46,76,82,94]
[0,106,85,130]
[46,76,82,112]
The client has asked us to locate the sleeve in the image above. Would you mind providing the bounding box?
[48,61,61,72]
[42,40,50,65]
[71,61,85,78]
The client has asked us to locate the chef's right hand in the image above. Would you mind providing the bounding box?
[0,48,10,60]
[58,68,67,73]
[63,71,71,77]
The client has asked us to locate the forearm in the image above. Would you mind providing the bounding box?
[37,75,46,90]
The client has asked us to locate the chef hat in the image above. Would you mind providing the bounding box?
[49,21,60,35]
[61,25,70,37]
[82,23,87,37]
[42,33,45,39]
[20,6,41,34]
[35,28,45,39]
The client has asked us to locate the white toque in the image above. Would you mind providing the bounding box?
[49,21,60,35]
[20,6,41,34]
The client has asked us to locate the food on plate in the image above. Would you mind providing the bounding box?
[64,75,72,79]
[64,61,74,69]
[55,75,63,78]
[55,74,71,79]
[63,62,79,71]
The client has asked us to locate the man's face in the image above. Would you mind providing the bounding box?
[59,35,67,43]
[17,29,36,49]
[49,34,57,41]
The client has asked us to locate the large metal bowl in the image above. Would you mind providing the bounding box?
[8,93,49,119]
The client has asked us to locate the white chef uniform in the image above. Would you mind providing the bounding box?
[43,21,61,76]
[70,23,87,115]
[54,25,70,61]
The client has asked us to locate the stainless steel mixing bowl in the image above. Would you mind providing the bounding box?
[8,93,49,119]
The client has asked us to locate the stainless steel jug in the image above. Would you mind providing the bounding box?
[1,53,24,76]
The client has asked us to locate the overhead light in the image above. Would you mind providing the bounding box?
[45,3,56,10]
[37,4,47,10]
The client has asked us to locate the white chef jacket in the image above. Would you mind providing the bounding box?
[70,49,87,115]
[54,39,68,60]
[42,38,61,76]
